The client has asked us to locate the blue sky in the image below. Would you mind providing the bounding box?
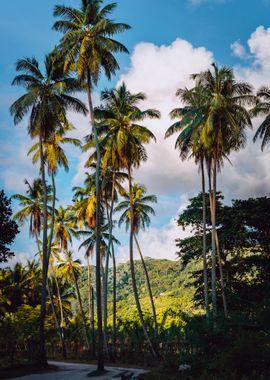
[1,0,270,264]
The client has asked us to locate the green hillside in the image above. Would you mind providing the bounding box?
[77,258,201,324]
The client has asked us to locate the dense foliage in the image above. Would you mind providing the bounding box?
[0,190,19,262]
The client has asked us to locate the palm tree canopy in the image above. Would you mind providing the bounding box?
[114,183,157,234]
[10,54,87,141]
[53,0,131,84]
[191,63,254,157]
[57,250,82,284]
[54,206,77,252]
[78,223,120,261]
[28,123,81,174]
[165,83,209,163]
[12,179,52,237]
[252,86,270,150]
[94,82,160,169]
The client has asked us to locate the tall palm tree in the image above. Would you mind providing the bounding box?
[252,86,270,150]
[53,1,130,369]
[192,63,254,317]
[13,179,67,357]
[10,54,87,364]
[53,206,91,349]
[115,184,158,334]
[95,83,160,357]
[100,167,126,358]
[57,250,90,349]
[165,84,211,318]
[28,123,81,275]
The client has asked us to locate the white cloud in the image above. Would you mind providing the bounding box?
[0,130,36,193]
[230,40,247,59]
[234,25,270,88]
[116,217,191,263]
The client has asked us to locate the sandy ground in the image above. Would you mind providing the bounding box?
[9,360,147,379]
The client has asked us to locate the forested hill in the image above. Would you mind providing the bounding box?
[78,258,200,320]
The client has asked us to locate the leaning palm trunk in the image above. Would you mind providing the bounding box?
[70,263,90,350]
[134,235,158,334]
[127,166,158,358]
[201,157,210,318]
[47,280,67,359]
[53,271,65,329]
[86,72,103,370]
[39,137,49,365]
[208,159,228,317]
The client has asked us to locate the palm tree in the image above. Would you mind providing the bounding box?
[95,83,160,357]
[78,221,120,357]
[13,179,67,357]
[252,86,270,150]
[57,250,90,348]
[53,1,130,369]
[165,84,211,318]
[10,54,87,364]
[13,178,49,241]
[115,184,158,334]
[100,168,126,358]
[28,123,81,280]
[53,206,90,349]
[192,63,254,317]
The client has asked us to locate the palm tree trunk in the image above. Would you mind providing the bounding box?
[47,172,56,267]
[38,136,48,365]
[201,157,210,318]
[210,150,217,318]
[127,166,158,358]
[70,264,90,350]
[103,203,111,359]
[91,286,96,357]
[215,232,228,317]
[47,279,67,359]
[86,71,103,371]
[86,255,92,328]
[112,241,117,358]
[35,232,66,359]
[134,234,158,334]
[208,158,228,317]
[53,271,64,329]
[103,171,116,359]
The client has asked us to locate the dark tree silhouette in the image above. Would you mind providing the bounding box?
[0,190,19,262]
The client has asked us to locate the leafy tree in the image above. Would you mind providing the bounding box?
[0,190,19,263]
[176,193,270,313]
